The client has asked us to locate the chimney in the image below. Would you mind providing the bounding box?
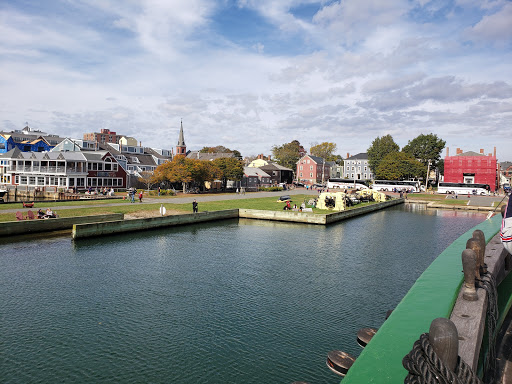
[268,155,271,160]
[456,148,462,155]
[480,149,484,154]
[139,141,142,147]
[446,147,449,157]
[346,152,350,159]
[494,147,496,157]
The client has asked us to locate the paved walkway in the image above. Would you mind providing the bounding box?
[3,188,313,213]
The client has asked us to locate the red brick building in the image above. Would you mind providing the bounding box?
[443,147,497,192]
[83,129,120,144]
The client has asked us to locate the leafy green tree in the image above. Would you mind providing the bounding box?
[367,134,400,174]
[310,142,337,160]
[271,140,305,169]
[402,133,446,168]
[212,157,244,189]
[375,152,426,180]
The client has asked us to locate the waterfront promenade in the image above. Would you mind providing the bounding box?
[2,189,506,215]
[0,188,311,214]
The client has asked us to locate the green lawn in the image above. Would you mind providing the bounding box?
[0,194,380,222]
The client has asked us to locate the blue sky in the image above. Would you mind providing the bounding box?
[1,0,511,160]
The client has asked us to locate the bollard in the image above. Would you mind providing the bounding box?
[466,238,482,280]
[462,249,478,301]
[429,318,459,373]
[472,229,487,274]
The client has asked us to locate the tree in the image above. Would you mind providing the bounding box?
[402,133,446,168]
[310,142,339,162]
[138,171,157,191]
[153,156,195,193]
[271,140,305,169]
[199,145,242,159]
[375,152,426,180]
[367,134,400,174]
[212,157,244,189]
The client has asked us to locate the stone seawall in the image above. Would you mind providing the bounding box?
[240,198,404,225]
[0,213,124,237]
[72,209,239,239]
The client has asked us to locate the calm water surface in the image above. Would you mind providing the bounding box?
[0,205,486,383]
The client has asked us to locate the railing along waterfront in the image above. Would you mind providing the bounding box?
[337,214,508,383]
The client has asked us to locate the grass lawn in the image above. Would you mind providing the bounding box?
[0,194,381,222]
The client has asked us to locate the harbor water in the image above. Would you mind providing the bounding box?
[0,204,486,383]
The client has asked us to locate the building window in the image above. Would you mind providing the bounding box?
[310,173,313,178]
[310,165,313,170]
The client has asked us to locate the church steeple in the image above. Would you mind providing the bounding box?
[176,120,186,155]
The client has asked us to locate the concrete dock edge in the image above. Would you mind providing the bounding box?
[72,209,239,239]
[0,213,124,237]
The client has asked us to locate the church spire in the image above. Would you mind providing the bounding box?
[176,119,187,155]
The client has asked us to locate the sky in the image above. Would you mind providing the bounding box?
[1,0,511,160]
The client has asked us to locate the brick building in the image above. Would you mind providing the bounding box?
[83,129,121,144]
[443,147,497,192]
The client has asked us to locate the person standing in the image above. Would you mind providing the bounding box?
[139,190,143,203]
[501,194,512,254]
[192,199,198,213]
[158,186,161,196]
[130,188,135,203]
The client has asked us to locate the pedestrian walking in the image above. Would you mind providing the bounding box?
[192,199,198,213]
[139,190,143,203]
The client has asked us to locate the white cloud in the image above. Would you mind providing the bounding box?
[466,2,512,45]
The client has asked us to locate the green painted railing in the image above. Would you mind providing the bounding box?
[342,214,502,383]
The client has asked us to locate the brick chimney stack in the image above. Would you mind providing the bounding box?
[480,149,484,154]
[494,147,496,157]
[446,147,449,157]
[456,148,462,155]
[346,152,350,159]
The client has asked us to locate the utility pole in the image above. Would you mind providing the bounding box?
[425,160,431,191]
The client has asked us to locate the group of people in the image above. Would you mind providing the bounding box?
[86,186,115,196]
[37,208,57,219]
[282,201,307,211]
[127,188,144,203]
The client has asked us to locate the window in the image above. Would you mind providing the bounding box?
[300,166,303,170]
[300,173,303,177]
[310,165,313,170]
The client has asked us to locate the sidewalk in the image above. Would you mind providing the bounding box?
[2,188,312,214]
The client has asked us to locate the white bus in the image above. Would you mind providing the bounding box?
[437,182,490,195]
[371,180,422,193]
[327,178,369,190]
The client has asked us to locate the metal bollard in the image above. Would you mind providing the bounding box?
[462,249,478,301]
[429,318,459,372]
